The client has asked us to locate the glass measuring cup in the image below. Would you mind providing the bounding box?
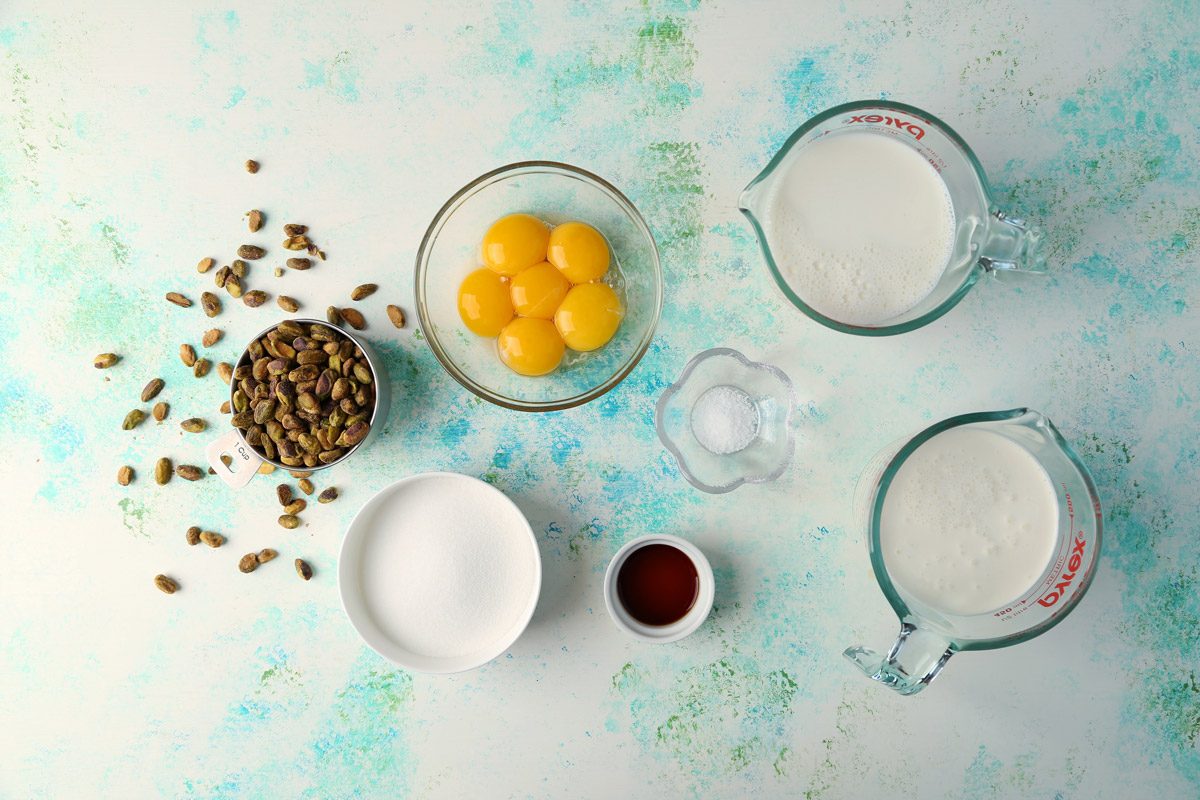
[845,409,1102,695]
[740,100,1044,336]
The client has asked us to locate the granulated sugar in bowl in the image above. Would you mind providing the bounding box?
[338,472,542,673]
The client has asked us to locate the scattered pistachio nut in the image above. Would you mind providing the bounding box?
[350,283,378,302]
[325,306,342,325]
[225,274,244,299]
[220,400,231,414]
[166,292,192,308]
[201,291,222,318]
[247,209,264,232]
[386,305,406,329]
[94,353,120,369]
[283,223,307,236]
[283,236,310,251]
[155,457,172,485]
[297,478,314,495]
[278,514,300,529]
[217,362,233,384]
[243,290,269,308]
[237,244,266,260]
[197,257,215,273]
[284,499,306,515]
[153,401,169,422]
[141,378,165,402]
[232,259,248,278]
[193,358,211,378]
[286,257,312,271]
[123,409,147,430]
[180,343,197,367]
[202,328,223,347]
[295,558,313,581]
[318,487,338,504]
[186,525,202,546]
[289,470,313,479]
[214,265,231,288]
[239,553,259,573]
[277,295,299,313]
[340,308,366,330]
[277,484,293,506]
[274,267,284,278]
[117,465,134,486]
[245,159,260,173]
[176,464,203,481]
[181,418,206,433]
[200,531,224,548]
[154,574,179,594]
[256,548,278,564]
[258,462,276,475]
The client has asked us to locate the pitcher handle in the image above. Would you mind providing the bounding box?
[978,210,1045,275]
[843,622,955,696]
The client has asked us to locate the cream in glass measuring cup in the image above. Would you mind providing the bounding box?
[846,409,1102,695]
[879,424,1059,617]
[741,100,1045,336]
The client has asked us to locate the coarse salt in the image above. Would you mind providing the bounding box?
[690,385,760,455]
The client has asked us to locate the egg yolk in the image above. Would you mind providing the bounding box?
[554,283,623,352]
[458,268,514,337]
[497,317,565,376]
[481,213,550,277]
[547,221,610,284]
[509,261,570,319]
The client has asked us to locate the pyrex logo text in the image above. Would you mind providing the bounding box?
[1037,533,1087,608]
[844,114,926,140]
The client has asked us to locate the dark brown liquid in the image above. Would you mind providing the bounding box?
[616,543,699,626]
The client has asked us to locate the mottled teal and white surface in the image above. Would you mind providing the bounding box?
[2,1,1197,797]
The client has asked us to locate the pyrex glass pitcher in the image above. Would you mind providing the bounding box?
[846,409,1102,695]
[740,100,1044,336]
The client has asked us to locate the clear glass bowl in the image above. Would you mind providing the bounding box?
[655,348,796,493]
[415,162,663,411]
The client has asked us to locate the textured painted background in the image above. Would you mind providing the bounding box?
[2,1,1198,797]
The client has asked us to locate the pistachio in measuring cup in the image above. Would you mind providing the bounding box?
[231,319,377,466]
[204,317,390,490]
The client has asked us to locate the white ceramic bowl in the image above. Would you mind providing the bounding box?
[603,534,715,643]
[338,472,542,673]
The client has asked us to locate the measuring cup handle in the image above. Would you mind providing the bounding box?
[843,622,955,696]
[205,428,262,489]
[978,210,1045,275]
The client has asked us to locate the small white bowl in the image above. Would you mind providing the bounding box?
[338,472,542,673]
[603,534,715,643]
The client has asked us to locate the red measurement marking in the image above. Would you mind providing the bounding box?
[1037,490,1086,608]
[844,113,926,140]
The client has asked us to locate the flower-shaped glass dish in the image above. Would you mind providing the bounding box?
[415,162,663,411]
[656,348,796,493]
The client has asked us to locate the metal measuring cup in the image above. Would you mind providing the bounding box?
[205,318,391,488]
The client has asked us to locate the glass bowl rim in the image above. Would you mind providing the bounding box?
[414,160,663,412]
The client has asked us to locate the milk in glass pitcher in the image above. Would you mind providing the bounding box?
[740,101,1044,336]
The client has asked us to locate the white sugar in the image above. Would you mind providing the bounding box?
[690,385,760,455]
[358,477,537,659]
